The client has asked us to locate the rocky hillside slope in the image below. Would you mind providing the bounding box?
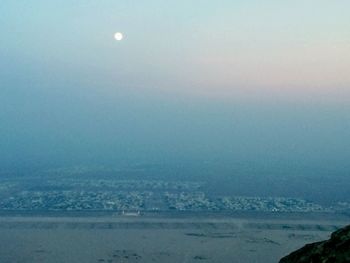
[279,224,350,263]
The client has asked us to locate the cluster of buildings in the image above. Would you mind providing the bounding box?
[0,187,337,213]
[0,177,349,213]
[0,190,151,211]
[164,193,329,212]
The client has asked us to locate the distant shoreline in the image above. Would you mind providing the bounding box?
[0,210,348,221]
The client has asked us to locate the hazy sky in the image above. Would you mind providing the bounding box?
[1,1,349,171]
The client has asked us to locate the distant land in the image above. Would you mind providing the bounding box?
[0,166,349,216]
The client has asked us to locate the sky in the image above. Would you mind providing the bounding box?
[0,1,349,173]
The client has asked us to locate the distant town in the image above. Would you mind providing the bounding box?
[0,176,349,214]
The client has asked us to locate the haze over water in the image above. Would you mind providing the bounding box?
[1,1,349,190]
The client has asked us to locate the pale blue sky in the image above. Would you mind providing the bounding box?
[0,1,349,171]
[1,1,349,98]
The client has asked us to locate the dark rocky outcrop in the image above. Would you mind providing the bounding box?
[279,225,350,263]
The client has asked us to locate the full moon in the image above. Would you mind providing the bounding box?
[114,32,123,41]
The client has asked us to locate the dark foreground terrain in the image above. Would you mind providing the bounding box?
[280,224,350,263]
[0,214,348,263]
